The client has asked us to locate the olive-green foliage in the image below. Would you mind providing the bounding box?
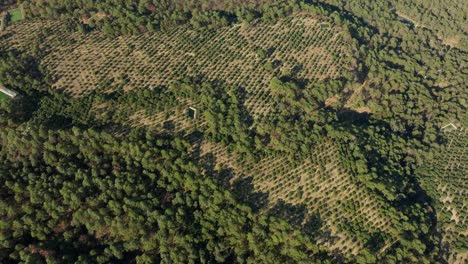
[1,0,466,263]
[0,126,328,263]
[22,0,301,35]
[0,52,95,127]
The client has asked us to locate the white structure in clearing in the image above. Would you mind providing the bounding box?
[441,123,458,132]
[0,85,17,98]
[188,107,198,119]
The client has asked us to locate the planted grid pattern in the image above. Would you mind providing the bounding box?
[432,127,468,264]
[198,140,399,257]
[0,16,356,120]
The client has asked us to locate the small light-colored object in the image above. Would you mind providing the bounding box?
[0,86,17,98]
[441,123,458,132]
[188,107,198,119]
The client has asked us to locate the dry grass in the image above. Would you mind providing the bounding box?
[440,35,461,48]
[325,94,339,107]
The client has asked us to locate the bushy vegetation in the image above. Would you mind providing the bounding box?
[391,0,467,50]
[0,125,336,263]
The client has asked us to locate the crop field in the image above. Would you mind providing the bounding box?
[196,139,401,257]
[0,14,356,123]
[422,126,467,264]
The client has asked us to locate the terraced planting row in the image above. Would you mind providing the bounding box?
[197,140,400,257]
[423,127,467,264]
[0,15,356,120]
[127,99,206,134]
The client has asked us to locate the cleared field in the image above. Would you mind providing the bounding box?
[0,15,356,122]
[422,126,468,264]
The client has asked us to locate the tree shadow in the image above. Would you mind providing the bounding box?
[364,232,386,253]
[272,59,282,69]
[303,211,323,236]
[230,177,326,238]
[231,177,269,212]
[190,135,325,236]
[268,200,308,227]
[162,120,175,132]
[266,47,276,57]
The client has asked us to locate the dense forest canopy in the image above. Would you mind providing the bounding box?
[0,0,466,263]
